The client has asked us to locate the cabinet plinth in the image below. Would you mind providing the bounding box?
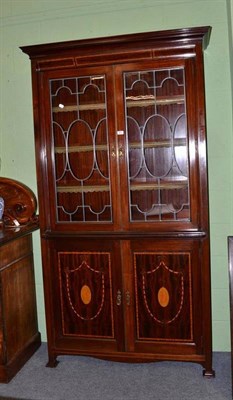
[21,26,214,376]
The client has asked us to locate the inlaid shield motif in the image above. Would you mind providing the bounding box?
[142,261,184,325]
[134,252,192,341]
[65,260,104,321]
[58,252,114,338]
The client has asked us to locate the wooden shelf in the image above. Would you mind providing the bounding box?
[130,180,188,191]
[126,95,185,108]
[57,185,110,193]
[55,138,186,154]
[52,103,106,113]
[52,95,184,113]
[129,138,186,149]
[57,180,187,193]
[55,144,107,154]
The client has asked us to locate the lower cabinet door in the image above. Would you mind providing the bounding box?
[46,238,124,354]
[125,238,205,358]
[44,236,209,363]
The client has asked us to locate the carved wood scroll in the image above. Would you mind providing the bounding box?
[0,177,38,227]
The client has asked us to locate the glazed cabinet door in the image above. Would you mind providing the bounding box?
[42,237,124,362]
[114,59,205,232]
[124,238,206,359]
[37,57,207,234]
[38,66,120,232]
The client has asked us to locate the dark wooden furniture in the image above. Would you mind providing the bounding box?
[0,178,41,382]
[228,237,233,397]
[21,26,214,376]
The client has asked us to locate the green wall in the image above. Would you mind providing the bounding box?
[1,0,232,351]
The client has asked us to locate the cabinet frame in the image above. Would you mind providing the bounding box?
[21,26,214,376]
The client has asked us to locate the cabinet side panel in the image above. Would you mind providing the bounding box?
[1,238,38,361]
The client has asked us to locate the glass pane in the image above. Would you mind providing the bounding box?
[124,68,190,222]
[50,75,112,223]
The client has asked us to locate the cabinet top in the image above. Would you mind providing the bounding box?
[0,222,39,247]
[20,26,211,59]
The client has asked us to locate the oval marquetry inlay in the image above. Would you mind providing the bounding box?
[158,286,169,307]
[80,285,92,305]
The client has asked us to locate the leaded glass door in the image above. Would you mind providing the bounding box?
[115,61,198,231]
[44,67,119,230]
